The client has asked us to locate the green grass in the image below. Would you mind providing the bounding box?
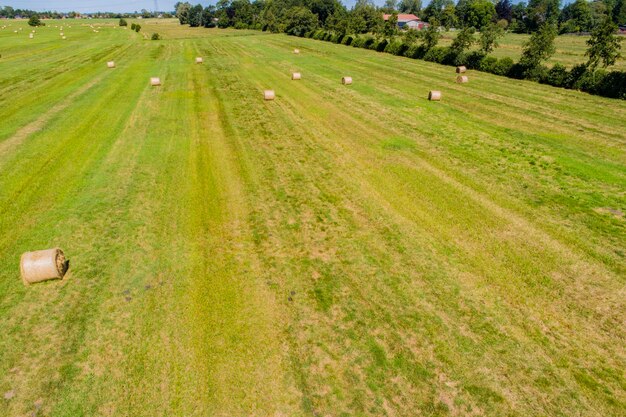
[0,18,625,417]
[439,31,626,70]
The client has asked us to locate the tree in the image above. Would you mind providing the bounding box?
[175,2,192,24]
[450,26,475,55]
[440,4,458,29]
[202,6,217,27]
[495,0,513,22]
[309,0,342,25]
[284,6,319,36]
[614,0,626,25]
[383,0,398,13]
[119,18,128,26]
[423,0,454,21]
[188,4,204,26]
[559,0,592,33]
[526,0,561,30]
[420,17,442,50]
[586,16,622,69]
[479,22,505,53]
[398,0,422,14]
[519,22,557,71]
[383,13,399,37]
[134,24,142,32]
[465,0,497,29]
[27,15,42,27]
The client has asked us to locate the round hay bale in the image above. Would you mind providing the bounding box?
[195,57,203,64]
[60,32,64,36]
[150,77,161,86]
[342,76,352,85]
[29,33,33,39]
[293,49,300,54]
[107,61,115,68]
[292,72,301,80]
[428,91,442,101]
[20,248,68,285]
[456,66,467,74]
[62,36,66,40]
[264,90,275,100]
[456,75,468,83]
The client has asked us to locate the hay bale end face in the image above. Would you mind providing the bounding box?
[294,49,300,54]
[342,76,352,85]
[107,61,115,68]
[195,57,203,64]
[457,75,469,84]
[292,72,301,80]
[264,90,275,100]
[456,66,467,74]
[20,248,68,285]
[150,77,161,86]
[428,90,442,101]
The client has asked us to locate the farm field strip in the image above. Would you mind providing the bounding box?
[0,20,624,417]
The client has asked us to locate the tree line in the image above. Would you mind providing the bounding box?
[172,0,626,34]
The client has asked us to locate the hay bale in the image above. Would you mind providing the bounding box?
[294,49,300,54]
[264,90,275,100]
[107,61,115,68]
[292,72,301,80]
[456,66,467,74]
[60,32,64,36]
[428,90,442,101]
[62,36,66,40]
[29,33,33,39]
[456,75,468,83]
[20,248,68,285]
[150,77,161,86]
[342,76,352,85]
[195,57,203,64]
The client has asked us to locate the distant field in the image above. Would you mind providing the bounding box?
[0,18,625,417]
[440,31,626,70]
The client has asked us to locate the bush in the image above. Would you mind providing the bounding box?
[134,24,141,33]
[404,44,426,59]
[376,39,389,52]
[479,56,498,72]
[424,47,447,64]
[28,15,43,27]
[151,33,161,40]
[119,18,128,27]
[492,57,514,76]
[131,23,137,30]
[385,40,409,56]
[465,51,487,69]
[362,37,375,49]
[342,35,354,45]
[543,63,568,87]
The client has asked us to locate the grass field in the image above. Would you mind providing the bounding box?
[0,18,625,417]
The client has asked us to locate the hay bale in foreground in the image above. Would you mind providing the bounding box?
[456,75,468,83]
[29,33,33,39]
[20,248,68,285]
[60,32,64,36]
[428,91,442,101]
[150,77,161,86]
[294,49,300,54]
[342,76,352,85]
[456,66,467,73]
[292,72,301,80]
[107,61,115,68]
[264,90,275,100]
[62,36,66,40]
[196,57,203,64]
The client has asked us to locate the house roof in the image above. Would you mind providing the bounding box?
[383,14,420,22]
